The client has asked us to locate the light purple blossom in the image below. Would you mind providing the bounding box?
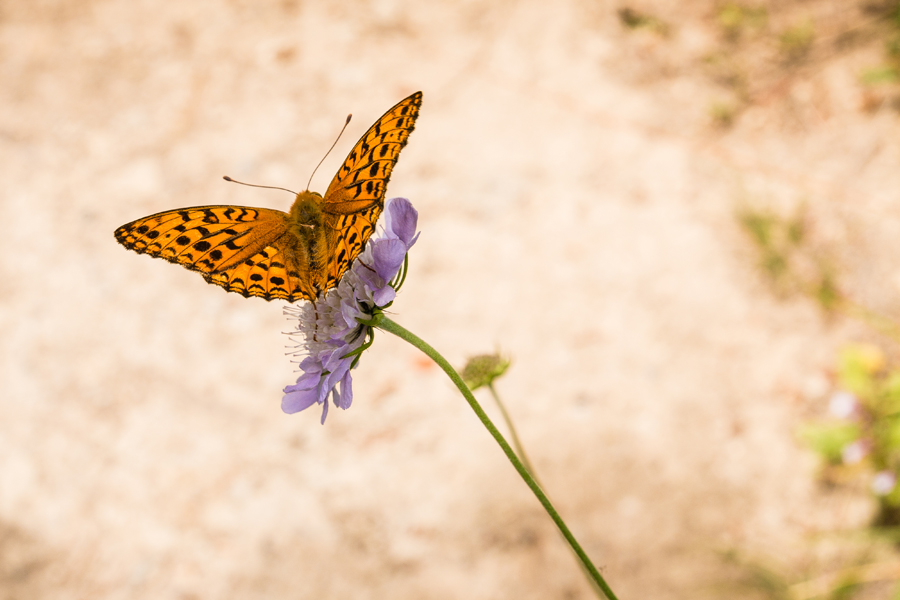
[282,197,419,423]
[828,391,858,420]
[841,439,869,465]
[872,470,897,496]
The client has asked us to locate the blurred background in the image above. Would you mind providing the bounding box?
[2,0,900,598]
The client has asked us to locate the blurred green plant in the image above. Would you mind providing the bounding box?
[737,206,806,288]
[861,65,900,85]
[779,19,815,62]
[888,38,900,66]
[801,344,900,527]
[703,50,749,93]
[617,7,670,36]
[709,100,739,128]
[717,2,768,42]
[719,541,900,599]
[738,204,900,341]
[856,3,900,114]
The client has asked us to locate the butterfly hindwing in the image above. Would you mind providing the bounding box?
[321,91,422,287]
[321,209,381,290]
[205,243,318,302]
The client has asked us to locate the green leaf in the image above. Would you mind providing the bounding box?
[860,66,900,85]
[838,344,884,398]
[798,422,861,464]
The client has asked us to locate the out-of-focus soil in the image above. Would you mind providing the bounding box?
[2,1,900,598]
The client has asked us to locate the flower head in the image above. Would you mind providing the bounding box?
[282,197,419,423]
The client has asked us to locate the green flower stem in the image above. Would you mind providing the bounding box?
[376,316,618,600]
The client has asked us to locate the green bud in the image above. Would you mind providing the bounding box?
[461,353,511,390]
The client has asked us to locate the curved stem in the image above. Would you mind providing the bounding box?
[376,316,618,600]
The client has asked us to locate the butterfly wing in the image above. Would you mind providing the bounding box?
[320,91,422,289]
[205,242,319,302]
[114,205,317,301]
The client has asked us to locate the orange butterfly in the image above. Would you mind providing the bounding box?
[114,91,422,302]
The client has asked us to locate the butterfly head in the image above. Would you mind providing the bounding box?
[288,190,325,234]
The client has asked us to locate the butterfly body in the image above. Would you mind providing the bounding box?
[284,190,328,284]
[114,91,422,302]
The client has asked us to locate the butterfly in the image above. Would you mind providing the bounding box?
[114,91,423,302]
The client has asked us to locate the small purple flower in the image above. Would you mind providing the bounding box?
[841,439,869,465]
[282,197,419,423]
[828,391,858,420]
[872,470,897,496]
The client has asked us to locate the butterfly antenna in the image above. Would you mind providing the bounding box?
[307,114,352,191]
[222,176,297,195]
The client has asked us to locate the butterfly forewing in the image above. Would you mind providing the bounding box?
[115,205,317,301]
[321,91,422,288]
[324,91,421,211]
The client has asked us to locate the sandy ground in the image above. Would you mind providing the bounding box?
[2,0,900,598]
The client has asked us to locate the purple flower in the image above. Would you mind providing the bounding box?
[828,391,858,420]
[282,197,419,422]
[872,470,897,496]
[841,439,869,465]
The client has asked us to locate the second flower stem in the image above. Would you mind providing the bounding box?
[376,316,618,600]
[487,382,541,486]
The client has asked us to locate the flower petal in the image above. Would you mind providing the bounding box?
[387,197,419,246]
[338,370,353,409]
[372,238,408,281]
[320,394,330,424]
[282,380,321,414]
[356,261,386,292]
[372,286,396,306]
